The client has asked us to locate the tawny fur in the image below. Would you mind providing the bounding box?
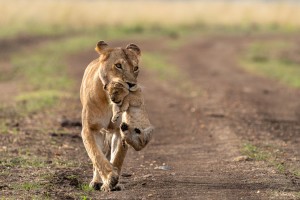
[80,41,142,192]
[106,81,154,151]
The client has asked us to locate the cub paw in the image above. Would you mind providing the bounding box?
[89,181,102,190]
[111,113,121,123]
[111,116,119,123]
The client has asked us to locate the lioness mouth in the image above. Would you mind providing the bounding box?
[113,100,122,104]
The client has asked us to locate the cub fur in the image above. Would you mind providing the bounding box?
[106,80,154,151]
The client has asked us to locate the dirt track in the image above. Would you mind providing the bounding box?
[1,34,300,199]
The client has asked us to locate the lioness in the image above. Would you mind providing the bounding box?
[80,41,143,192]
[105,80,153,151]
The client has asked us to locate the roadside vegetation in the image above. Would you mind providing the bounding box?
[240,41,300,88]
[1,0,300,39]
[241,142,300,199]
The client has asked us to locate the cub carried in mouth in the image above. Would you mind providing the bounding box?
[105,80,154,151]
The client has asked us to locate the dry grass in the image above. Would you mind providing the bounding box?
[1,0,300,30]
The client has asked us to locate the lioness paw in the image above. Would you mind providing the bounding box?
[89,181,102,190]
[101,184,111,192]
[101,170,119,192]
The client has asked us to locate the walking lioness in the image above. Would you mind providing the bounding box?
[80,41,147,192]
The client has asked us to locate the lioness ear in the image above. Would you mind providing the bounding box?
[95,41,108,54]
[126,43,141,57]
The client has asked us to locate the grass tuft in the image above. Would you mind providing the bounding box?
[242,143,269,161]
[80,184,93,192]
[80,196,92,200]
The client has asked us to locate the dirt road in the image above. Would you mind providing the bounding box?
[1,34,299,199]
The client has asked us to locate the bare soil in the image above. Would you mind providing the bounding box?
[0,34,299,200]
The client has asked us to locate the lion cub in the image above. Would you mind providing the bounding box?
[106,81,153,151]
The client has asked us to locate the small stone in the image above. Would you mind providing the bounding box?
[170,172,176,176]
[190,107,196,113]
[148,194,153,197]
[233,156,251,162]
[154,165,172,170]
[143,174,152,178]
[142,182,146,186]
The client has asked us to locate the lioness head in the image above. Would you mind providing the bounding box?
[95,41,141,92]
[106,80,129,106]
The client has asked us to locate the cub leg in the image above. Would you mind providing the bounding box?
[120,100,129,112]
[111,104,122,123]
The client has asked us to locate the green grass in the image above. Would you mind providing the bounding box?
[0,156,46,168]
[2,20,300,41]
[80,196,92,200]
[15,90,65,114]
[80,184,93,192]
[0,154,77,169]
[241,143,269,161]
[293,170,300,177]
[241,142,300,180]
[240,41,300,88]
[0,121,10,134]
[142,53,180,80]
[12,182,42,191]
[274,162,286,173]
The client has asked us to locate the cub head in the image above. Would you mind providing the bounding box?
[120,123,153,151]
[95,41,141,92]
[105,81,129,106]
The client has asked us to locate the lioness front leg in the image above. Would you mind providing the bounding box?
[99,132,128,191]
[110,132,128,174]
[89,165,102,190]
[81,124,118,192]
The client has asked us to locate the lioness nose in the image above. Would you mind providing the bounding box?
[126,82,136,88]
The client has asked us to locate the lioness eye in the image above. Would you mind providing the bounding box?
[115,63,122,70]
[134,66,139,72]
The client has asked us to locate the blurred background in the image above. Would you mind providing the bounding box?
[1,0,300,199]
